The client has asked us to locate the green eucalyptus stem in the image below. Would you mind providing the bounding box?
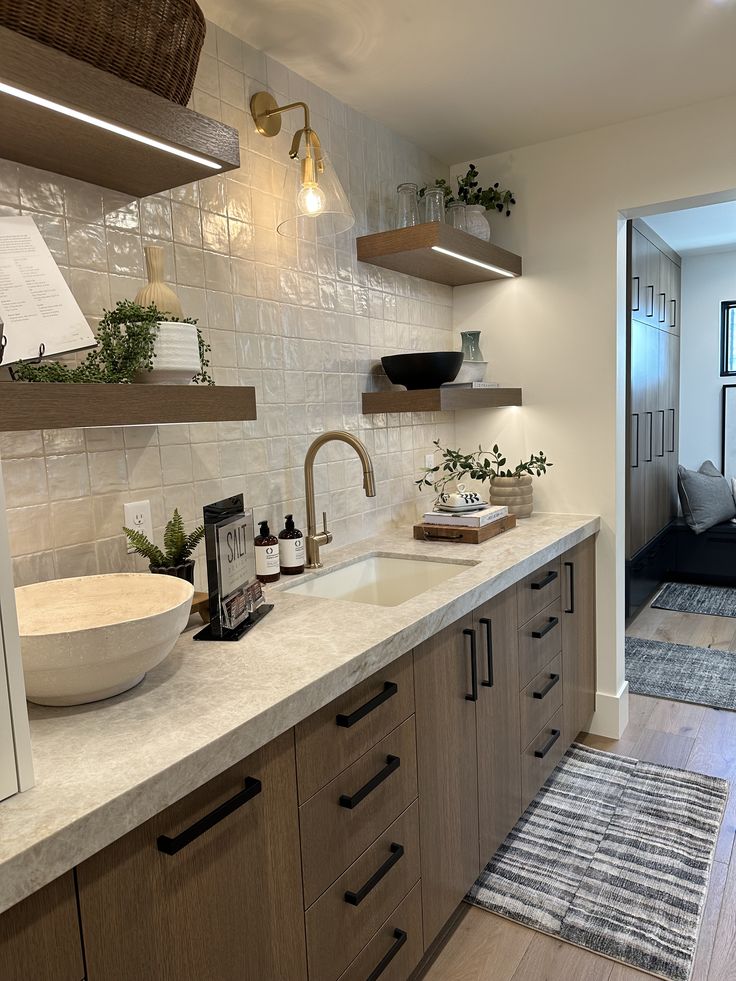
[416,439,552,501]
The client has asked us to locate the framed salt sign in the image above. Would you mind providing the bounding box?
[194,494,272,642]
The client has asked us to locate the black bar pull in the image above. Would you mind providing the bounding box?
[339,755,400,809]
[344,842,404,906]
[646,284,654,317]
[564,560,575,615]
[479,617,494,688]
[366,928,407,981]
[534,728,561,759]
[157,777,262,855]
[530,569,558,591]
[464,628,478,702]
[533,673,560,700]
[645,411,653,462]
[531,616,559,640]
[632,275,640,311]
[659,291,666,323]
[631,413,639,468]
[336,682,398,728]
[657,410,665,457]
[670,297,677,330]
[668,408,675,453]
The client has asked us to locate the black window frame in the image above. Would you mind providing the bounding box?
[720,300,736,376]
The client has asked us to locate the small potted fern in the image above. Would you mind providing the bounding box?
[123,509,205,585]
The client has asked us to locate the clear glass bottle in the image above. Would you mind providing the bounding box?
[423,186,445,223]
[395,182,419,228]
[446,201,467,231]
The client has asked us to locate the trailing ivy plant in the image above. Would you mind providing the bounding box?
[123,508,205,569]
[416,440,552,500]
[420,164,516,216]
[11,300,214,385]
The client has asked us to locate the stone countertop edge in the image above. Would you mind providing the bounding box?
[0,513,599,914]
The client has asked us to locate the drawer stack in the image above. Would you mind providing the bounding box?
[516,558,566,809]
[295,653,423,981]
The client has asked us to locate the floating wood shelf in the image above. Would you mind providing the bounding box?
[361,387,523,414]
[356,223,522,286]
[0,26,240,197]
[0,384,256,432]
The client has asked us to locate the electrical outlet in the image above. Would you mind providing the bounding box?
[424,453,435,469]
[124,500,153,553]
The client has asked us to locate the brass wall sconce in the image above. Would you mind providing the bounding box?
[250,90,354,239]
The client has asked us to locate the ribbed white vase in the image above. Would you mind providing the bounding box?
[137,322,200,385]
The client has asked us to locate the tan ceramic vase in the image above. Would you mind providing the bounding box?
[135,245,183,318]
[489,474,534,517]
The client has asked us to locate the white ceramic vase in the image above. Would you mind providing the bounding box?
[489,475,533,517]
[137,321,200,385]
[465,205,491,241]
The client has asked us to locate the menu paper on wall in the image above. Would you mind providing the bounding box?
[0,216,96,364]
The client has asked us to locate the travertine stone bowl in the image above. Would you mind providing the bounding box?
[489,474,534,517]
[15,574,194,706]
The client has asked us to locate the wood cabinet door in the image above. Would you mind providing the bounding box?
[660,329,680,524]
[630,228,647,324]
[628,318,648,557]
[0,873,84,981]
[643,321,663,545]
[473,587,521,866]
[413,612,479,947]
[562,537,597,745]
[78,730,307,981]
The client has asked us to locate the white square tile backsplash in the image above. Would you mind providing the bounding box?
[0,21,456,589]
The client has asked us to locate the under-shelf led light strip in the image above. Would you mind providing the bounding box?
[0,81,222,170]
[431,245,516,278]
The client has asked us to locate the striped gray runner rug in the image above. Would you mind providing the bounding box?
[652,582,736,618]
[626,636,736,710]
[467,744,727,980]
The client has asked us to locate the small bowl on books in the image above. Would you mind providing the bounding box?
[453,360,488,384]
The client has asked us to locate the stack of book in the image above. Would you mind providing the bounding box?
[422,504,508,527]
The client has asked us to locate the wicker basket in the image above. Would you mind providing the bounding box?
[0,0,206,106]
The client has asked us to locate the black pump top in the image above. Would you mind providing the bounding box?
[258,520,270,537]
[284,514,295,531]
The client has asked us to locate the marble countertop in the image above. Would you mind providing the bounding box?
[0,512,599,914]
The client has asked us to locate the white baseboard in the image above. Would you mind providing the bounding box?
[587,680,630,739]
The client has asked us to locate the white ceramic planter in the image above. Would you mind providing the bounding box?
[137,321,200,385]
[489,475,534,517]
[465,205,491,241]
[15,573,194,705]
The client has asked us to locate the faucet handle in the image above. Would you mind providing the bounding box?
[322,511,333,544]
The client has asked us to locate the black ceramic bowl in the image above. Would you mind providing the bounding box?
[381,352,463,390]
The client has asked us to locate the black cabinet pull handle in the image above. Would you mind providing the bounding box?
[670,297,677,330]
[646,284,654,317]
[530,569,558,590]
[531,616,559,640]
[344,842,404,906]
[632,275,640,311]
[564,560,575,614]
[645,411,653,462]
[157,777,261,855]
[631,413,639,468]
[464,628,478,702]
[534,728,561,759]
[668,408,675,453]
[339,755,400,809]
[365,928,407,981]
[533,673,560,700]
[659,291,666,323]
[479,617,494,688]
[336,682,398,728]
[657,410,665,457]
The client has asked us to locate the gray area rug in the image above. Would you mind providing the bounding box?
[467,744,727,981]
[626,636,736,711]
[653,582,736,618]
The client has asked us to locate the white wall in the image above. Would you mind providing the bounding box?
[451,94,736,737]
[679,249,736,472]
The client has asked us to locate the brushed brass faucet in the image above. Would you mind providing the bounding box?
[304,431,376,568]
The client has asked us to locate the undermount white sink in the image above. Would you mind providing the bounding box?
[284,555,474,606]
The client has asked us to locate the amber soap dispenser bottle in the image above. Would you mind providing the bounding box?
[254,520,280,583]
[279,514,305,575]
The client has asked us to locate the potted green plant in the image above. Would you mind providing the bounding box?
[421,165,516,241]
[417,440,552,517]
[10,300,213,385]
[123,509,205,584]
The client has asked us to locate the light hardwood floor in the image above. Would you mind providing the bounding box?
[423,604,736,981]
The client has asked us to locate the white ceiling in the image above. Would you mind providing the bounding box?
[200,0,736,163]
[645,201,736,255]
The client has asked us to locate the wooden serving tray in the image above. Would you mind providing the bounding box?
[413,514,517,544]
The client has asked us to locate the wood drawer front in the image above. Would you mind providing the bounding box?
[306,802,420,981]
[516,558,561,627]
[300,715,418,907]
[337,881,424,981]
[519,652,563,750]
[518,600,562,689]
[296,653,415,803]
[521,706,565,811]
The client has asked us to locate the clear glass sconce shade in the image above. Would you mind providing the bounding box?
[276,150,355,240]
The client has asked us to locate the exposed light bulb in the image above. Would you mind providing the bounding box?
[298,182,326,216]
